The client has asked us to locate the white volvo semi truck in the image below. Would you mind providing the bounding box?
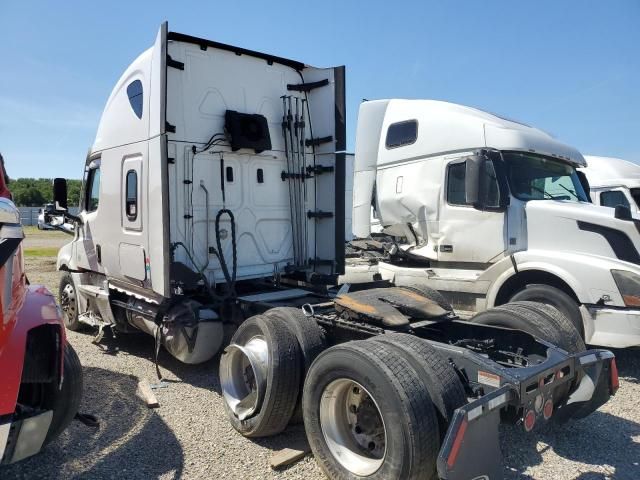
[581,155,640,215]
[47,24,618,480]
[349,99,640,349]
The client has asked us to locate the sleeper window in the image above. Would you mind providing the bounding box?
[86,167,101,212]
[125,170,138,220]
[127,80,143,119]
[386,120,418,149]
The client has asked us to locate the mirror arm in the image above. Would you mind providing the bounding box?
[51,209,83,225]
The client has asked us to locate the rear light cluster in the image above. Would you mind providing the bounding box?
[523,396,553,432]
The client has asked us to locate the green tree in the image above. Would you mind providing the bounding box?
[14,186,45,206]
[9,177,82,207]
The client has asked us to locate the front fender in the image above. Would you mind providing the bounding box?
[56,241,75,271]
[0,285,65,415]
[486,249,638,308]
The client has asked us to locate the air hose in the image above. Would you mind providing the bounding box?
[214,208,237,299]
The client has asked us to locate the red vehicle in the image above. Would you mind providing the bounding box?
[0,156,83,465]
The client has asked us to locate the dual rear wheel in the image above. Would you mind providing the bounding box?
[219,310,466,479]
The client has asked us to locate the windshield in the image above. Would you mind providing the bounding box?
[504,152,588,202]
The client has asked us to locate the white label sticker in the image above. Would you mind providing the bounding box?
[478,370,501,388]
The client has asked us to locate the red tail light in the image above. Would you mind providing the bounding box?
[610,358,619,394]
[523,410,536,432]
[446,418,468,469]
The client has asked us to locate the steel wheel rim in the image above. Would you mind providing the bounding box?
[60,282,76,322]
[320,379,387,476]
[220,335,269,420]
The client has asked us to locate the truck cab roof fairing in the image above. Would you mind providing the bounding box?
[364,99,585,168]
[93,48,153,152]
[583,155,640,188]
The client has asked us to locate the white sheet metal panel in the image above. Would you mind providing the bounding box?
[119,243,147,281]
[165,38,341,283]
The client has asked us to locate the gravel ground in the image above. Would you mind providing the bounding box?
[4,229,640,479]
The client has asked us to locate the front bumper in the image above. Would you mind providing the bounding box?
[585,306,640,348]
[0,410,53,465]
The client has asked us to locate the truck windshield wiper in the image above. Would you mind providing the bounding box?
[529,184,560,200]
[558,184,578,199]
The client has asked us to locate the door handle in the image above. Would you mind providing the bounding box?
[96,244,102,264]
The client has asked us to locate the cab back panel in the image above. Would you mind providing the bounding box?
[165,36,344,284]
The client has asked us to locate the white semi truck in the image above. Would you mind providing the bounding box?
[349,99,640,349]
[47,24,618,480]
[581,155,640,215]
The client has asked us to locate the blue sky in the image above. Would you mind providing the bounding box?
[1,0,638,179]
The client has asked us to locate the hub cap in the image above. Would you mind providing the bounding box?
[220,336,269,420]
[60,282,76,323]
[320,379,387,476]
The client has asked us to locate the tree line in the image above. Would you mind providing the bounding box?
[8,178,82,207]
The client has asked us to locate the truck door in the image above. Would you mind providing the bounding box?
[437,157,507,264]
[75,158,106,274]
[118,157,148,282]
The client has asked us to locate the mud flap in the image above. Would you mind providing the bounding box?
[553,354,614,423]
[437,404,503,480]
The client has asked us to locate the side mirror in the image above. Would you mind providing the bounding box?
[464,155,484,207]
[615,204,633,221]
[53,178,68,210]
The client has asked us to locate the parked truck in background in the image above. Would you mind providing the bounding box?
[46,24,618,480]
[580,155,640,214]
[0,157,83,465]
[348,99,640,349]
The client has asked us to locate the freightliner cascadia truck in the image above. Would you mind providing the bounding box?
[47,23,617,480]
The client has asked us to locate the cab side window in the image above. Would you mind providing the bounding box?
[125,170,138,220]
[447,162,467,206]
[600,190,630,209]
[447,159,501,208]
[86,167,101,212]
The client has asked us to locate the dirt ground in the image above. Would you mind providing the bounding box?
[5,227,640,479]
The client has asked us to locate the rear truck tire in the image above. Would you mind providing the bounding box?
[371,333,467,439]
[44,343,84,445]
[302,340,440,480]
[509,284,584,338]
[402,284,454,312]
[220,314,301,437]
[484,302,585,354]
[470,301,585,410]
[59,273,81,331]
[264,307,326,424]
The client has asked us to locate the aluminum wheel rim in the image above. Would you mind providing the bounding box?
[320,379,387,476]
[60,282,76,322]
[220,335,269,421]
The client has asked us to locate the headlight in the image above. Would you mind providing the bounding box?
[611,270,640,307]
